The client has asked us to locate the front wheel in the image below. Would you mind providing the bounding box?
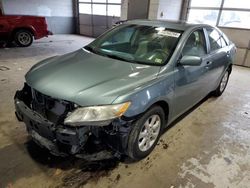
[127,106,165,160]
[213,69,230,97]
[14,30,33,47]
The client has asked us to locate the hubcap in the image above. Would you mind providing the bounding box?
[138,114,161,152]
[220,71,229,92]
[18,32,31,45]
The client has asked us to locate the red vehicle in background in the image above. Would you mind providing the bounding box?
[0,9,52,47]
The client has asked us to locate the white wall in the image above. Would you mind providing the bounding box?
[122,0,182,21]
[220,28,250,67]
[157,0,182,20]
[2,0,74,17]
[148,0,159,19]
[121,0,128,20]
[148,0,183,20]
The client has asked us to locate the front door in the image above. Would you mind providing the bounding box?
[173,28,212,118]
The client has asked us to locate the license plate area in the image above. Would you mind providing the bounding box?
[30,130,55,150]
[25,118,55,141]
[15,99,55,141]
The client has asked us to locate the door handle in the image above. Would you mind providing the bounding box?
[205,61,212,70]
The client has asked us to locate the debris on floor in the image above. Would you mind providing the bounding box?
[0,66,10,71]
[59,158,119,188]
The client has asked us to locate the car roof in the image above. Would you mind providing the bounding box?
[125,19,211,31]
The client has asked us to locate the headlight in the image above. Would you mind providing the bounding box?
[64,102,131,126]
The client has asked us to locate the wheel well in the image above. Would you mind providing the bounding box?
[12,27,34,38]
[152,101,169,122]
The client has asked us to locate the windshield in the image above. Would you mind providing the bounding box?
[85,24,182,65]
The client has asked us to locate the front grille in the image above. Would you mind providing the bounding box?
[33,89,45,104]
[21,83,74,124]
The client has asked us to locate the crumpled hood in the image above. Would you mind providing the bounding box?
[25,48,160,106]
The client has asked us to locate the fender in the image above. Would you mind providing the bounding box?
[11,25,36,37]
[114,70,175,126]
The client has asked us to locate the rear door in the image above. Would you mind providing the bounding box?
[203,27,230,90]
[173,28,213,117]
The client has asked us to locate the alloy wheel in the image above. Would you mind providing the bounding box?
[138,114,161,152]
[220,71,229,92]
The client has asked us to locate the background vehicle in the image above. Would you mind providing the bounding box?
[0,8,52,47]
[15,20,236,160]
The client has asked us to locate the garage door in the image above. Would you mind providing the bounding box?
[78,0,121,37]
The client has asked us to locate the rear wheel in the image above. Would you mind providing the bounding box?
[127,106,165,160]
[213,69,230,97]
[14,30,33,47]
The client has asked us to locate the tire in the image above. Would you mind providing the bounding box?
[127,106,165,160]
[14,30,33,47]
[213,69,230,97]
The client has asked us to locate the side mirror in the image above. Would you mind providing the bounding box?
[179,55,202,66]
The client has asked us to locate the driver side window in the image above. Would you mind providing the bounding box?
[182,30,206,57]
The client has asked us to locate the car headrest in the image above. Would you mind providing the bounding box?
[186,33,196,46]
[147,41,162,52]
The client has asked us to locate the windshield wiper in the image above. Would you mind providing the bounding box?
[85,46,140,64]
[84,46,97,53]
[84,46,111,58]
[104,53,132,62]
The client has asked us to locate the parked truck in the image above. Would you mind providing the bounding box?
[0,8,52,47]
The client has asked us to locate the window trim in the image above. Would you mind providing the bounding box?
[181,27,209,58]
[204,27,228,54]
[86,24,184,66]
[187,0,250,30]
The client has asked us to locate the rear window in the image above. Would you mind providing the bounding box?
[206,28,228,51]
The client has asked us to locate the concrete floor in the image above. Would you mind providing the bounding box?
[0,35,249,188]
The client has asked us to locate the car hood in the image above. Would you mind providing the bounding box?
[25,48,160,106]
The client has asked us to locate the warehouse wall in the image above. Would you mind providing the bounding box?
[1,0,76,34]
[121,0,149,20]
[122,0,182,21]
[157,0,182,20]
[148,0,182,20]
[120,0,128,20]
[148,0,159,19]
[220,28,250,67]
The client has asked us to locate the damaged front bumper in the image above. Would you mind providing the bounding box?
[15,98,90,156]
[14,85,134,157]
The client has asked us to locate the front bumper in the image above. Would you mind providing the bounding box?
[14,87,134,157]
[15,96,89,156]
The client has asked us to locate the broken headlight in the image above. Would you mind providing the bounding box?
[64,102,131,126]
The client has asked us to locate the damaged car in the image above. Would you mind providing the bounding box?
[15,20,236,160]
